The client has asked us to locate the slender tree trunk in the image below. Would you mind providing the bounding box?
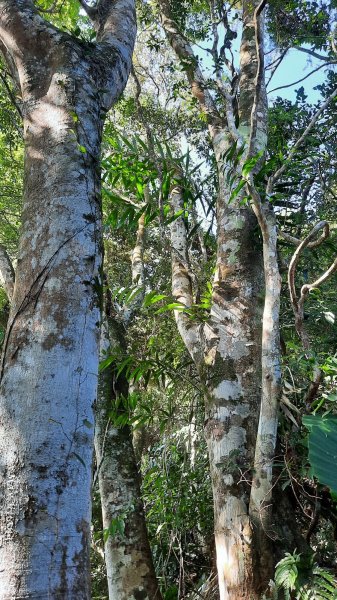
[95,318,162,600]
[96,215,160,600]
[0,2,136,596]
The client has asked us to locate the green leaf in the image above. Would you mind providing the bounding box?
[70,110,79,123]
[155,302,186,314]
[143,291,167,307]
[242,150,264,178]
[229,179,246,203]
[303,415,337,495]
[99,355,115,372]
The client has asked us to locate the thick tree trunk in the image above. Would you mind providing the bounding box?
[0,1,136,597]
[170,176,263,599]
[0,83,103,600]
[158,0,267,591]
[204,165,263,600]
[95,318,162,600]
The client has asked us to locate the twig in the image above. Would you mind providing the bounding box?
[279,221,329,249]
[268,61,337,94]
[296,46,333,62]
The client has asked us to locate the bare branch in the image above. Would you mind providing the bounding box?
[244,0,268,157]
[300,257,337,304]
[169,178,202,365]
[268,61,336,95]
[266,48,288,87]
[288,221,329,312]
[296,46,333,62]
[0,244,15,301]
[288,221,337,405]
[279,221,329,249]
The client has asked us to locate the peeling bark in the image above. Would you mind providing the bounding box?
[0,1,136,597]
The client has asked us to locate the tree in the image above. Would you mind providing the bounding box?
[95,215,162,600]
[0,1,136,596]
[154,1,271,596]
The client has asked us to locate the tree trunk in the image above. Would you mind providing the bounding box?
[95,318,162,600]
[203,175,263,600]
[0,2,136,597]
[170,176,263,599]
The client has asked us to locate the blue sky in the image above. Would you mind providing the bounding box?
[267,48,335,104]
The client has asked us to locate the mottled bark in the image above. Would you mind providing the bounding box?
[202,172,263,600]
[239,0,268,151]
[0,1,136,597]
[170,176,263,599]
[95,318,162,600]
[158,0,266,600]
[241,3,283,589]
[248,195,281,588]
[158,0,262,600]
[170,179,203,367]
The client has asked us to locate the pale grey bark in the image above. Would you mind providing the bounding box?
[241,3,283,584]
[169,177,263,599]
[0,1,136,597]
[247,186,281,580]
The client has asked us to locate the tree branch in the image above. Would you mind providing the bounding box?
[0,0,62,88]
[169,178,202,366]
[156,0,222,132]
[0,244,15,301]
[246,0,268,158]
[279,221,329,250]
[78,0,97,19]
[288,221,329,313]
[288,222,337,406]
[296,46,333,62]
[123,210,146,325]
[268,87,337,193]
[268,61,336,95]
